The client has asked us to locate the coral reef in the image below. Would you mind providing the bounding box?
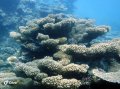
[0,0,76,40]
[69,19,110,44]
[14,56,88,89]
[10,14,110,60]
[59,39,120,59]
[8,14,120,89]
[0,0,119,88]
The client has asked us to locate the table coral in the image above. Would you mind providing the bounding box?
[8,14,120,89]
[59,39,120,59]
[92,69,120,84]
[10,14,110,60]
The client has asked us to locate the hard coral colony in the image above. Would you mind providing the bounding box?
[2,13,120,89]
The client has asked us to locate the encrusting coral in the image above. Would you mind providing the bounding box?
[8,14,120,89]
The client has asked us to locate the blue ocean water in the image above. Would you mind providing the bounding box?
[74,0,120,38]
